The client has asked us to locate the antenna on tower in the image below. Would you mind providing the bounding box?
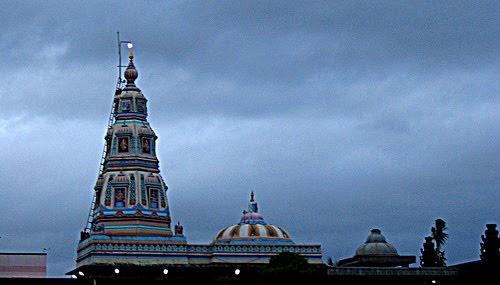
[116,31,133,92]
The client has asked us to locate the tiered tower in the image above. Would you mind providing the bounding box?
[76,50,187,268]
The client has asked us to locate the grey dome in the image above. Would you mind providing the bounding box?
[355,229,399,256]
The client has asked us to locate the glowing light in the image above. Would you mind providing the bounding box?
[234,269,240,275]
[71,275,77,279]
[78,271,84,276]
[127,43,133,49]
[163,268,169,275]
[431,280,437,284]
[114,268,120,274]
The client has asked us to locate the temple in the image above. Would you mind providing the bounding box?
[62,46,477,284]
[71,49,321,277]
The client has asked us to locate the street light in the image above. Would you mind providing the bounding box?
[114,268,120,274]
[234,269,240,275]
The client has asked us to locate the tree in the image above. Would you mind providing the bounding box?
[431,218,448,266]
[420,218,448,267]
[432,219,448,251]
[268,251,309,272]
[261,252,315,281]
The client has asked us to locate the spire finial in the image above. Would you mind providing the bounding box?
[248,191,258,213]
[124,49,138,87]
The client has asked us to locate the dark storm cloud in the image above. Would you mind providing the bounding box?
[0,0,498,277]
[1,1,498,119]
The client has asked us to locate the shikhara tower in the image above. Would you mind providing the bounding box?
[72,48,321,276]
[94,50,174,236]
[76,50,186,268]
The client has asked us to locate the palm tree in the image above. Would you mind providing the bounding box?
[431,218,448,266]
[432,219,448,251]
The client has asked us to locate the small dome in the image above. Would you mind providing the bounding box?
[138,125,155,136]
[355,229,399,256]
[114,173,130,183]
[213,192,294,245]
[215,224,291,242]
[145,173,160,184]
[135,92,146,99]
[116,124,132,134]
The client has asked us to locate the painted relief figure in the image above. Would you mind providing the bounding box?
[121,100,131,112]
[118,137,129,153]
[137,100,146,113]
[114,188,126,207]
[150,189,159,208]
[142,138,151,154]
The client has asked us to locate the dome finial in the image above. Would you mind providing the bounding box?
[124,48,138,87]
[248,191,258,213]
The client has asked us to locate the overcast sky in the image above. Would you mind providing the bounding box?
[0,0,498,277]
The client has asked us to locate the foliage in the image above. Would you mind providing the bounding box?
[268,251,309,271]
[260,252,317,281]
[420,219,449,267]
[431,218,448,251]
[421,218,449,267]
[431,218,448,266]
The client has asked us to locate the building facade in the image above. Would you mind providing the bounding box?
[0,253,46,278]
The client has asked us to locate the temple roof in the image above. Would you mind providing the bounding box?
[213,192,294,245]
[337,229,416,267]
[355,229,399,256]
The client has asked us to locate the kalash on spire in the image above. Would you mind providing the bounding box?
[74,47,187,269]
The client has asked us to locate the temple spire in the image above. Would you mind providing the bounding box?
[86,49,171,238]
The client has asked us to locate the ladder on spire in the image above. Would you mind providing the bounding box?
[83,32,132,233]
[83,95,117,233]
